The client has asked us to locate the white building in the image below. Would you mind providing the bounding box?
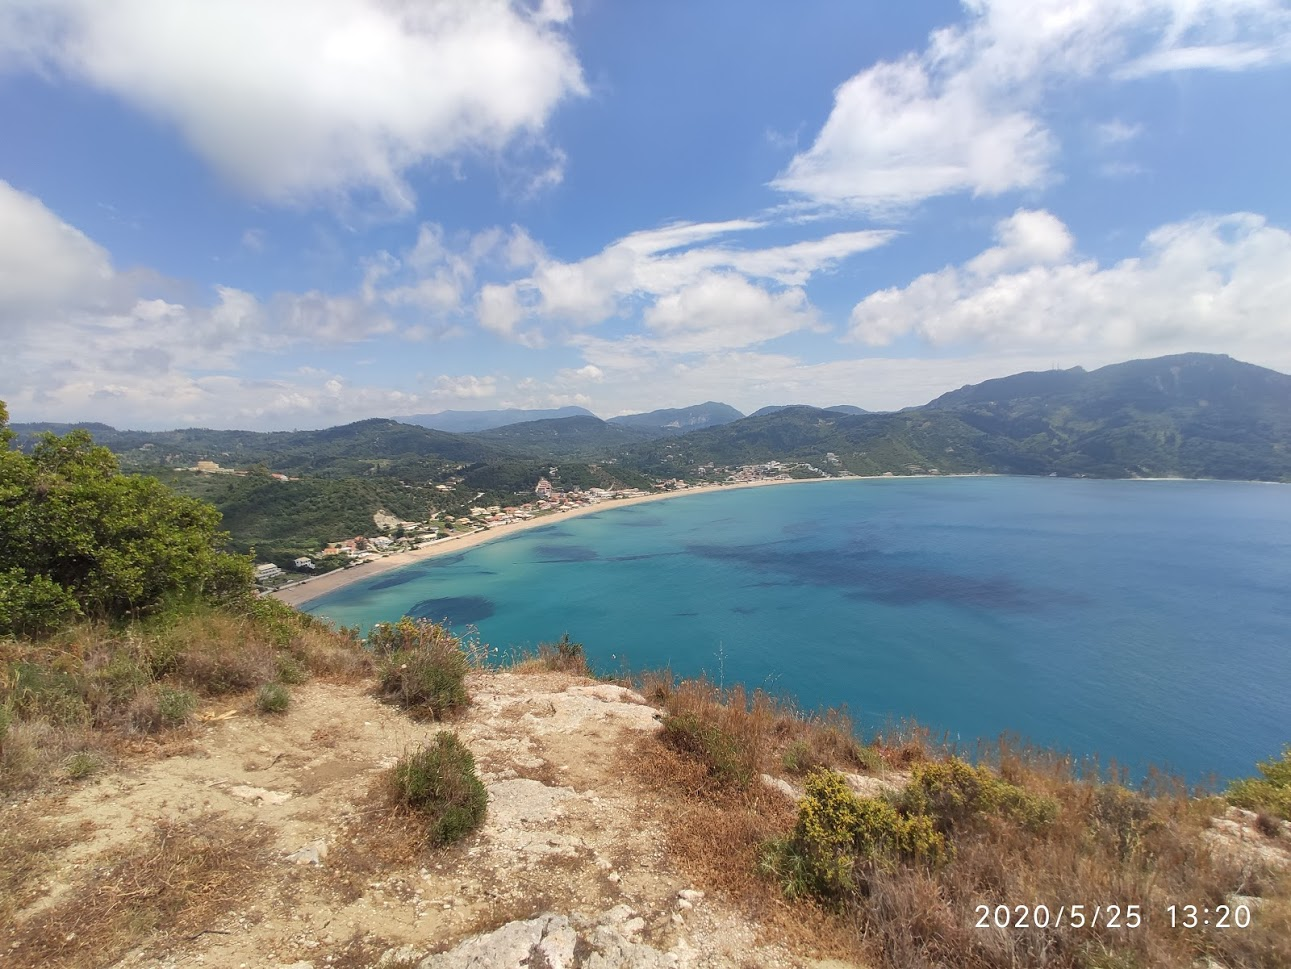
[254,563,284,581]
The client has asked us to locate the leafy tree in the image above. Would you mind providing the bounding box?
[0,403,253,635]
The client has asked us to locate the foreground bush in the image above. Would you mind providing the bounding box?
[1227,745,1291,819]
[371,618,470,720]
[750,747,1291,969]
[390,731,488,846]
[762,769,946,902]
[0,403,253,636]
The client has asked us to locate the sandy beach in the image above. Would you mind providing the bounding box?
[270,475,850,608]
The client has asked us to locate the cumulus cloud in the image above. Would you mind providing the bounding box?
[0,0,586,210]
[848,209,1291,363]
[484,219,895,350]
[431,374,497,401]
[0,180,122,321]
[643,273,822,354]
[774,0,1291,211]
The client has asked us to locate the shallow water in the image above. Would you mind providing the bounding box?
[305,477,1291,783]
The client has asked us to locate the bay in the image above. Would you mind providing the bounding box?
[303,477,1291,784]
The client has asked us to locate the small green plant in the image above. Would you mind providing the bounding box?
[782,739,814,775]
[373,618,470,719]
[544,633,588,673]
[390,731,488,846]
[255,682,290,714]
[1226,745,1291,819]
[662,712,756,788]
[63,751,103,780]
[157,687,197,726]
[275,655,309,685]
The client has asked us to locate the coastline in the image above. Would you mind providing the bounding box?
[271,474,855,608]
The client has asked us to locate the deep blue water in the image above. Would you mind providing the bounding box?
[303,477,1291,784]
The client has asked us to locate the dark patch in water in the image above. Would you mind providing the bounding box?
[687,541,1082,613]
[534,544,599,563]
[407,595,494,625]
[608,551,686,563]
[618,515,664,528]
[365,570,423,591]
[732,605,757,615]
[674,611,700,617]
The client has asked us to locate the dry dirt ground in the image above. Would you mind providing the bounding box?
[3,672,863,969]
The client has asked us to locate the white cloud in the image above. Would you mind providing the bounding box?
[965,208,1074,275]
[643,273,821,354]
[848,209,1291,365]
[1094,119,1143,147]
[431,374,497,401]
[0,0,586,210]
[774,0,1291,212]
[489,218,894,346]
[0,180,121,321]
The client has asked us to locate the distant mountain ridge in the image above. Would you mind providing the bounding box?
[749,404,868,418]
[607,401,744,435]
[399,406,595,433]
[467,415,657,458]
[12,354,1290,486]
[614,353,1291,482]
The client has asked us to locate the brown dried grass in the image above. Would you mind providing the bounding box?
[4,814,269,969]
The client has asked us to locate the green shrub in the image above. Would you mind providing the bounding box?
[255,683,290,714]
[901,756,1057,833]
[157,687,198,726]
[390,732,488,846]
[7,661,88,725]
[374,619,470,719]
[1227,745,1291,820]
[63,751,103,780]
[662,711,756,789]
[275,654,309,685]
[0,411,255,636]
[762,769,946,903]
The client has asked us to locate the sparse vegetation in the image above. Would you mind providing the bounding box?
[255,682,290,714]
[3,815,268,969]
[389,731,488,846]
[371,617,471,719]
[511,632,591,676]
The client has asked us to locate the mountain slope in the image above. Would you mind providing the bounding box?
[608,402,744,436]
[399,406,596,433]
[926,353,1291,478]
[468,415,657,458]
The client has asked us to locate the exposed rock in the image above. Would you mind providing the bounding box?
[418,915,576,969]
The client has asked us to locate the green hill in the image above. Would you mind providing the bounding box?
[925,353,1291,479]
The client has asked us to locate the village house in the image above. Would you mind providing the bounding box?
[293,557,315,570]
[535,477,553,499]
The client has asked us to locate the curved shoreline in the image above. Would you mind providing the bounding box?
[271,475,858,608]
[270,471,1280,609]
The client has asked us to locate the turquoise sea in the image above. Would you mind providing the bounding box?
[303,477,1291,784]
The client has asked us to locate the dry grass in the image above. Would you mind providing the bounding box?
[632,674,1291,969]
[628,733,863,960]
[4,814,269,969]
[651,675,883,792]
[0,805,84,925]
[507,633,592,677]
[1,603,370,795]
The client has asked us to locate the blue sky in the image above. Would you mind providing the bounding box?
[2,0,1290,429]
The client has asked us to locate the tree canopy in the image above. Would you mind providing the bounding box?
[0,402,253,635]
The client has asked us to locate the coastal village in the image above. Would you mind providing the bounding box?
[243,462,853,590]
